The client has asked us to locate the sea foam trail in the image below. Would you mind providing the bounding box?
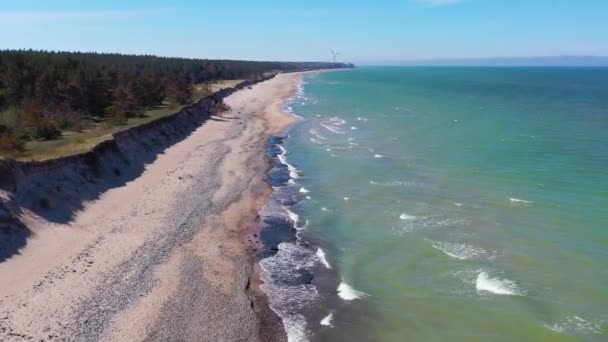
[509,197,534,204]
[277,145,300,179]
[430,241,494,260]
[544,316,604,335]
[370,180,416,187]
[338,280,368,300]
[316,248,332,269]
[283,206,300,227]
[476,272,523,296]
[399,213,417,220]
[320,312,334,327]
[320,123,346,135]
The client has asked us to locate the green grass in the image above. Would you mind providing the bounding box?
[9,80,244,161]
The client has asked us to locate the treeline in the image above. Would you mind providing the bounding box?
[0,49,352,155]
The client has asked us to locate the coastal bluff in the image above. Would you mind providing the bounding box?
[0,75,274,261]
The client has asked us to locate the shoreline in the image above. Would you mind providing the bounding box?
[0,72,307,341]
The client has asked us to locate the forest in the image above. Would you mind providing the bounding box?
[0,50,351,155]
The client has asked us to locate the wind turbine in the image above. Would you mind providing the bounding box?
[330,50,342,62]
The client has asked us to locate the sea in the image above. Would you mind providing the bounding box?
[257,67,608,342]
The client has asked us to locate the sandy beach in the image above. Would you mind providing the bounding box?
[0,72,303,341]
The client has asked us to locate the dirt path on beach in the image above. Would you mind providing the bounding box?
[0,73,301,341]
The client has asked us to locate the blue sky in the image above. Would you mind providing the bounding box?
[1,0,607,62]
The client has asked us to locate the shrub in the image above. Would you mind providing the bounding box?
[34,118,61,140]
[0,107,25,132]
[105,109,127,126]
[0,130,25,155]
[213,101,231,115]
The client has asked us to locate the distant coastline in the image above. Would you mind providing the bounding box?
[358,55,608,67]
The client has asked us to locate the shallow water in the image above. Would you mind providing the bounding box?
[262,67,608,341]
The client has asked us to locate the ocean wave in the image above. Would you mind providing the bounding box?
[282,206,300,228]
[374,154,384,158]
[299,187,310,193]
[337,280,368,301]
[316,248,332,269]
[429,241,495,260]
[396,215,468,233]
[309,128,327,140]
[320,123,346,135]
[475,271,523,296]
[343,197,350,201]
[277,145,300,179]
[399,213,417,220]
[350,126,358,130]
[509,197,534,204]
[544,316,604,335]
[320,312,334,327]
[328,117,346,125]
[259,242,320,342]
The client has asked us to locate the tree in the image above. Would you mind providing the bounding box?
[166,78,193,106]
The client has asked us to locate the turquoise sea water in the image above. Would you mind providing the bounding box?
[262,67,608,341]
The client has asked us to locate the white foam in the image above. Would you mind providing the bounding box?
[399,213,417,220]
[309,128,327,140]
[300,219,310,230]
[277,145,300,179]
[299,187,310,193]
[337,280,368,301]
[316,248,332,269]
[320,312,334,327]
[321,207,333,212]
[320,123,346,135]
[454,202,463,207]
[305,195,312,200]
[343,197,350,201]
[259,242,319,342]
[283,206,300,227]
[328,117,346,125]
[430,241,494,260]
[370,180,416,187]
[374,154,384,158]
[396,216,468,233]
[310,137,323,144]
[476,271,522,296]
[544,316,603,335]
[350,126,358,130]
[509,197,534,204]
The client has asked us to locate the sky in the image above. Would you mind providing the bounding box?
[1,0,607,63]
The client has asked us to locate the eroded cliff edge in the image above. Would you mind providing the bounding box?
[0,75,274,262]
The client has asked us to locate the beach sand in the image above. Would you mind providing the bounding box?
[0,72,303,341]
